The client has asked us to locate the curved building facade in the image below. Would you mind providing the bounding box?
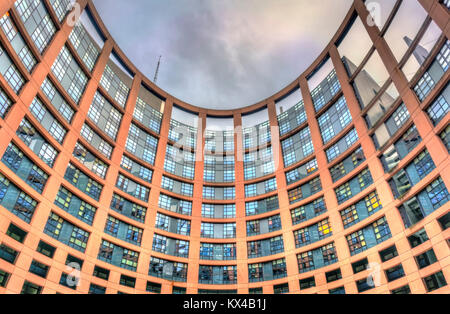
[0,0,449,294]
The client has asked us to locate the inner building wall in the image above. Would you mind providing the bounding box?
[0,0,448,294]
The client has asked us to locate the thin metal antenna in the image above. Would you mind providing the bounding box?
[153,55,162,83]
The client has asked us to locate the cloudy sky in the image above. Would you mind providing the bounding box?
[92,0,354,109]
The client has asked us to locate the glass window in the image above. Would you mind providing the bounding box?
[337,15,373,76]
[51,46,88,103]
[427,86,449,126]
[0,43,25,93]
[68,12,102,71]
[318,96,352,144]
[100,61,132,108]
[14,0,56,53]
[383,0,428,62]
[88,92,123,140]
[0,12,36,72]
[308,58,341,112]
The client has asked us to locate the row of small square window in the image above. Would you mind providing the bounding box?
[9,269,447,294]
[139,122,450,188]
[0,225,180,290]
[2,251,448,293]
[1,214,448,292]
[0,100,436,204]
[0,135,442,236]
[3,195,447,269]
[351,245,448,293]
[9,116,436,223]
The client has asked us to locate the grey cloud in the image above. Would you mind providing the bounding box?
[92,0,353,109]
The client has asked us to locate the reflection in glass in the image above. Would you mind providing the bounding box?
[347,51,390,109]
[383,0,428,62]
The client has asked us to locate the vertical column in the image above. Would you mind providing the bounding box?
[233,112,249,293]
[146,98,174,293]
[266,100,299,293]
[185,111,205,293]
[298,75,353,292]
[95,74,144,292]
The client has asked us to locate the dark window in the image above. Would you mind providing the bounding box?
[120,274,136,288]
[299,277,316,290]
[66,254,84,269]
[391,285,411,294]
[21,281,42,294]
[379,245,398,262]
[59,273,77,290]
[385,264,405,282]
[198,289,237,294]
[89,283,106,294]
[249,287,263,294]
[36,241,55,258]
[0,244,18,264]
[326,269,342,283]
[146,281,161,293]
[356,278,374,293]
[0,269,10,287]
[415,249,438,269]
[423,271,447,292]
[352,258,368,274]
[6,224,27,243]
[438,213,450,230]
[408,228,429,248]
[329,286,345,294]
[173,286,186,294]
[93,266,110,280]
[29,260,49,278]
[274,283,289,294]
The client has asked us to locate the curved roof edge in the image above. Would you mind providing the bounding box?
[86,1,357,116]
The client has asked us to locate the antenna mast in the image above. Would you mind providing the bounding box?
[153,55,162,83]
